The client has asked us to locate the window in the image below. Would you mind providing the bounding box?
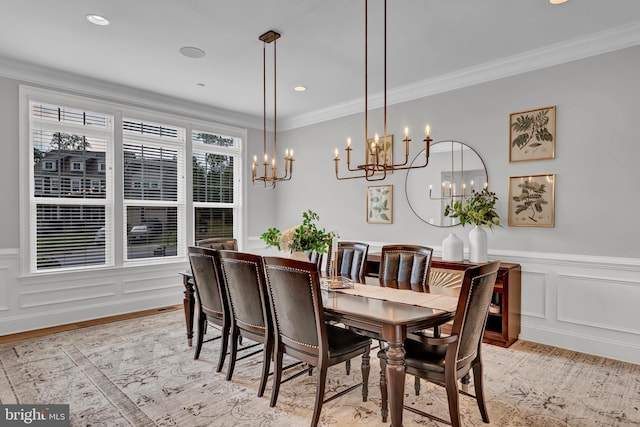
[43,160,56,171]
[23,87,244,274]
[71,160,85,172]
[123,118,185,260]
[192,130,240,242]
[28,100,113,271]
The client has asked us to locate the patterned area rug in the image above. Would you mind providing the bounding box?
[1,309,638,426]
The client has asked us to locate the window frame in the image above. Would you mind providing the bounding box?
[19,86,246,276]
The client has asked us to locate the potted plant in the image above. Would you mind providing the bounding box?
[444,188,500,262]
[261,210,336,259]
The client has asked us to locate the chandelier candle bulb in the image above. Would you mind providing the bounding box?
[334,148,339,159]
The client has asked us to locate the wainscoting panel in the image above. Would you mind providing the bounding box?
[20,281,117,308]
[557,274,640,335]
[123,275,183,295]
[520,270,547,319]
[0,267,9,311]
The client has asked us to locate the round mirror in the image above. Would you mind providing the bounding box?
[405,140,488,227]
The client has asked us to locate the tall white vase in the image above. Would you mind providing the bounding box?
[468,226,488,263]
[442,233,464,261]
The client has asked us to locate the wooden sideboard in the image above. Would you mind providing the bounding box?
[365,254,521,347]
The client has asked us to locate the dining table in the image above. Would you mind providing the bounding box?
[179,270,461,427]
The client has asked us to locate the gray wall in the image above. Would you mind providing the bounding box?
[273,46,640,259]
[0,77,20,248]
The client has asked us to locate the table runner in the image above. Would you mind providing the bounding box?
[334,283,459,312]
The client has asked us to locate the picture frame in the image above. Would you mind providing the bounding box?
[366,185,393,224]
[366,134,393,175]
[508,174,555,227]
[509,105,556,162]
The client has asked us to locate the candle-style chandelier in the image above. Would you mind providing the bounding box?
[334,0,432,181]
[252,30,294,188]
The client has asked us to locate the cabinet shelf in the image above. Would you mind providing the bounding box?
[365,254,521,347]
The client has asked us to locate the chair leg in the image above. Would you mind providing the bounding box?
[445,371,461,427]
[345,359,351,375]
[414,375,421,395]
[258,338,273,398]
[194,314,205,360]
[472,361,490,423]
[311,365,328,427]
[270,350,283,408]
[225,327,239,381]
[361,346,370,402]
[216,322,230,373]
[379,357,388,423]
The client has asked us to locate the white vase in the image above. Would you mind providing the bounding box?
[442,233,464,261]
[468,226,488,263]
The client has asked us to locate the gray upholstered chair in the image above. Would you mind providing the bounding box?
[196,237,238,250]
[217,250,273,397]
[263,256,372,427]
[325,241,369,281]
[378,260,501,426]
[379,244,433,291]
[187,246,230,373]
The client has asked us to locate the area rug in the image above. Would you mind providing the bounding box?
[1,309,638,426]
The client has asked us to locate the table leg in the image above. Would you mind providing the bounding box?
[383,325,406,427]
[182,275,195,347]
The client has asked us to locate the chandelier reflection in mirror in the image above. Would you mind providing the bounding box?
[252,30,294,188]
[428,141,487,201]
[334,0,432,181]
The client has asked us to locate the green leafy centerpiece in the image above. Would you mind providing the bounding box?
[444,188,500,229]
[260,210,335,255]
[444,188,500,263]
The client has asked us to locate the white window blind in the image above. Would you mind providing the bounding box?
[29,101,114,272]
[192,130,240,242]
[123,118,185,260]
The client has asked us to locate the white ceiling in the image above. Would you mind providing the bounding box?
[1,0,640,128]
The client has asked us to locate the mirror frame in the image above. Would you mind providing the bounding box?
[404,140,488,227]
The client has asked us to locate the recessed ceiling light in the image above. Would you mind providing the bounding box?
[179,46,206,59]
[86,14,110,26]
[294,86,307,92]
[549,0,568,4]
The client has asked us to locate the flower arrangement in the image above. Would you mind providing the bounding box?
[260,210,336,254]
[444,187,501,229]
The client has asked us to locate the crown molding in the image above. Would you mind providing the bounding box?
[0,56,263,131]
[280,20,640,131]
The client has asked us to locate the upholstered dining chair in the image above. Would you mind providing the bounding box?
[217,250,273,397]
[379,244,433,291]
[325,241,369,281]
[378,260,501,427]
[187,246,230,373]
[196,237,238,250]
[347,244,434,350]
[263,256,372,427]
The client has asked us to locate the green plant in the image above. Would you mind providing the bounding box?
[260,210,336,254]
[444,187,501,229]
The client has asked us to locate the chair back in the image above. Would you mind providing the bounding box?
[379,244,433,291]
[263,257,326,362]
[188,246,227,318]
[451,260,501,368]
[218,251,271,336]
[196,237,238,250]
[305,250,324,271]
[326,241,369,280]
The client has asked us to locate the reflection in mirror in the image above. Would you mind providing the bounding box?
[405,140,488,227]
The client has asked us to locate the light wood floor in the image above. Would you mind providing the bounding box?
[0,305,182,345]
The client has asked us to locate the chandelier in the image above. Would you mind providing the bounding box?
[252,30,293,188]
[334,0,432,181]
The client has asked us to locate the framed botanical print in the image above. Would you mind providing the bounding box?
[366,134,393,175]
[509,106,556,162]
[366,185,392,224]
[508,174,555,227]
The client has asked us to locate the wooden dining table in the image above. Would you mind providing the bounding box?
[179,271,459,427]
